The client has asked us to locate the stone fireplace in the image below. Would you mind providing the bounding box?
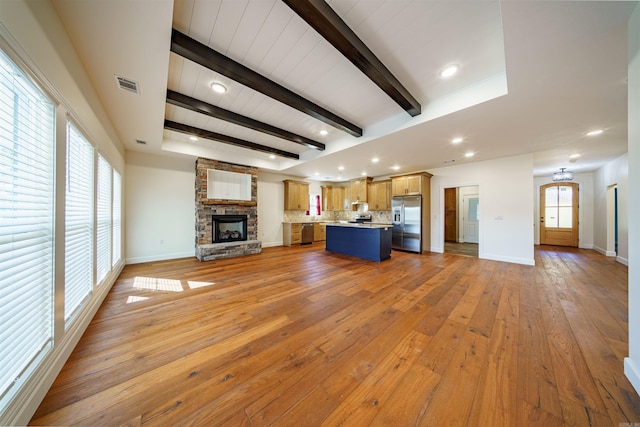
[195,158,261,261]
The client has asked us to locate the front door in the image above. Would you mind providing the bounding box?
[540,182,579,247]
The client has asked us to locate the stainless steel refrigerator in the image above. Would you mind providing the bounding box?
[392,195,422,253]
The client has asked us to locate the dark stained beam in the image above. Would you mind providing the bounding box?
[164,120,300,160]
[170,29,362,137]
[166,90,325,151]
[282,0,421,117]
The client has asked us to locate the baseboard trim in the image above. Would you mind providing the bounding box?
[125,251,195,265]
[617,256,629,266]
[625,358,640,398]
[482,253,535,266]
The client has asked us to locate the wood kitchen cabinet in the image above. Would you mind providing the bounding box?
[314,222,326,241]
[321,185,348,211]
[350,177,372,204]
[283,180,309,210]
[391,173,430,196]
[283,223,302,246]
[367,180,391,210]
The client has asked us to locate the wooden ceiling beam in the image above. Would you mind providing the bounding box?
[170,29,362,137]
[166,90,325,151]
[282,0,421,117]
[164,120,300,160]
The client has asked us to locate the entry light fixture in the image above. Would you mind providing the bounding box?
[319,130,328,136]
[451,137,463,144]
[552,167,574,182]
[586,129,603,136]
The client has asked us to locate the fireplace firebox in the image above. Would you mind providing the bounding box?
[212,215,248,243]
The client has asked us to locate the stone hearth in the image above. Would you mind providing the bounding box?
[195,158,262,261]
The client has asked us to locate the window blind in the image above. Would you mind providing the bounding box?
[0,50,54,407]
[112,170,121,267]
[64,122,94,324]
[96,154,112,284]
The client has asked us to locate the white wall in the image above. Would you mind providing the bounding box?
[625,2,640,397]
[533,172,595,249]
[592,154,629,263]
[430,154,535,265]
[257,171,288,247]
[125,152,196,263]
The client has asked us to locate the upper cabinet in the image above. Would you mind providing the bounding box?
[283,180,309,210]
[350,177,372,203]
[391,172,432,196]
[321,185,349,211]
[367,180,392,210]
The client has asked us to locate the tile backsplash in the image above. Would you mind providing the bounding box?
[284,209,391,223]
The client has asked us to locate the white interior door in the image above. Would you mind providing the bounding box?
[463,195,479,244]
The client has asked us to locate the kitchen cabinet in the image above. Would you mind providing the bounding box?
[391,173,429,196]
[283,223,302,246]
[350,177,372,204]
[368,180,391,210]
[283,180,309,210]
[314,222,326,241]
[321,186,348,211]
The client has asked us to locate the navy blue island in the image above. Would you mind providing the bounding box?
[325,223,392,262]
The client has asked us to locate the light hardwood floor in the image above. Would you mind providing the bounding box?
[30,245,640,426]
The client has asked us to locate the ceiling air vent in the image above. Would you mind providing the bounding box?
[115,75,139,94]
[135,139,147,145]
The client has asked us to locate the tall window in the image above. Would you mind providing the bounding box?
[0,50,55,408]
[112,170,121,267]
[96,154,112,284]
[65,122,94,324]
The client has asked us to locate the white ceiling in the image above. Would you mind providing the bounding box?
[52,0,636,181]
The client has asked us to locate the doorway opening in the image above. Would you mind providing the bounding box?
[444,186,479,257]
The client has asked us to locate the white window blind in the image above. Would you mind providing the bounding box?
[0,50,54,408]
[65,122,94,324]
[96,154,112,284]
[112,170,121,267]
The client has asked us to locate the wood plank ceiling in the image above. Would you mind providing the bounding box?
[165,0,420,160]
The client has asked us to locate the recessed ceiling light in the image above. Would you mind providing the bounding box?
[586,129,603,136]
[451,137,463,144]
[361,171,367,176]
[391,165,400,171]
[269,154,276,159]
[440,64,459,78]
[189,136,198,141]
[569,153,581,159]
[371,157,379,163]
[314,172,320,176]
[211,82,227,94]
[319,130,328,136]
[338,166,344,171]
[464,152,474,158]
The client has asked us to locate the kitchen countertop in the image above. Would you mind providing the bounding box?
[283,220,392,225]
[326,223,391,229]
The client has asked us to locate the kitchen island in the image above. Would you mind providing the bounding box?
[325,223,392,262]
